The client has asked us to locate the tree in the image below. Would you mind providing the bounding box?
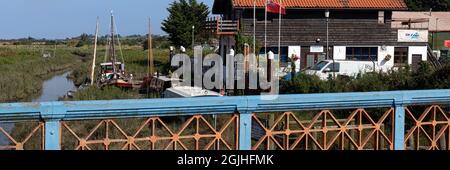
[405,0,450,11]
[161,0,209,48]
[76,33,90,47]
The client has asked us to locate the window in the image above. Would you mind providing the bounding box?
[378,11,385,24]
[394,47,408,66]
[326,63,340,72]
[311,61,329,71]
[346,47,378,61]
[279,47,288,64]
[102,65,113,71]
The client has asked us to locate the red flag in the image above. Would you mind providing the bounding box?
[445,40,450,47]
[266,0,286,15]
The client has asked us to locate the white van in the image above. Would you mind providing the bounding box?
[305,60,379,80]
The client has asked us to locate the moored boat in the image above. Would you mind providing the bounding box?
[93,12,134,89]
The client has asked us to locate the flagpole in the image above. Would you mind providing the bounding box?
[253,0,256,56]
[278,0,282,66]
[264,0,267,57]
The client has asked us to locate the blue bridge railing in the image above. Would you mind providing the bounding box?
[0,89,449,150]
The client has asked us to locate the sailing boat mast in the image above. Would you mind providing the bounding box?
[91,17,99,85]
[148,18,154,77]
[110,11,117,79]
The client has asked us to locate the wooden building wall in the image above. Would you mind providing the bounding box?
[235,9,426,47]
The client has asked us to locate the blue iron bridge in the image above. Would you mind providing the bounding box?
[0,89,449,150]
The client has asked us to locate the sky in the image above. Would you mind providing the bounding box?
[0,0,214,39]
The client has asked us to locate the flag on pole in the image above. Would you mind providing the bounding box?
[445,40,450,47]
[266,0,286,15]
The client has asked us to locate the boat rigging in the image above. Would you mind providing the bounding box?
[91,12,136,89]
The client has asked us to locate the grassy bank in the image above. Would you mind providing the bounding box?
[0,45,87,102]
[0,43,171,102]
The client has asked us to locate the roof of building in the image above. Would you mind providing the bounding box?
[392,12,450,32]
[215,0,407,10]
[164,86,222,98]
[100,62,122,66]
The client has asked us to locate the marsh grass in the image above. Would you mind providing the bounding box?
[69,86,143,101]
[0,45,85,102]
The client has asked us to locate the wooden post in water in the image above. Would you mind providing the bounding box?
[90,17,99,86]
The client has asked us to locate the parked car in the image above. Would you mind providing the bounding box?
[305,60,378,80]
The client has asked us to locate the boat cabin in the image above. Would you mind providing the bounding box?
[100,62,124,74]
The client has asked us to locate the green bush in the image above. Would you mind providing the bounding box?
[281,61,450,94]
[281,74,328,94]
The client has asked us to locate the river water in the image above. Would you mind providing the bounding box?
[32,71,76,102]
[0,71,76,147]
